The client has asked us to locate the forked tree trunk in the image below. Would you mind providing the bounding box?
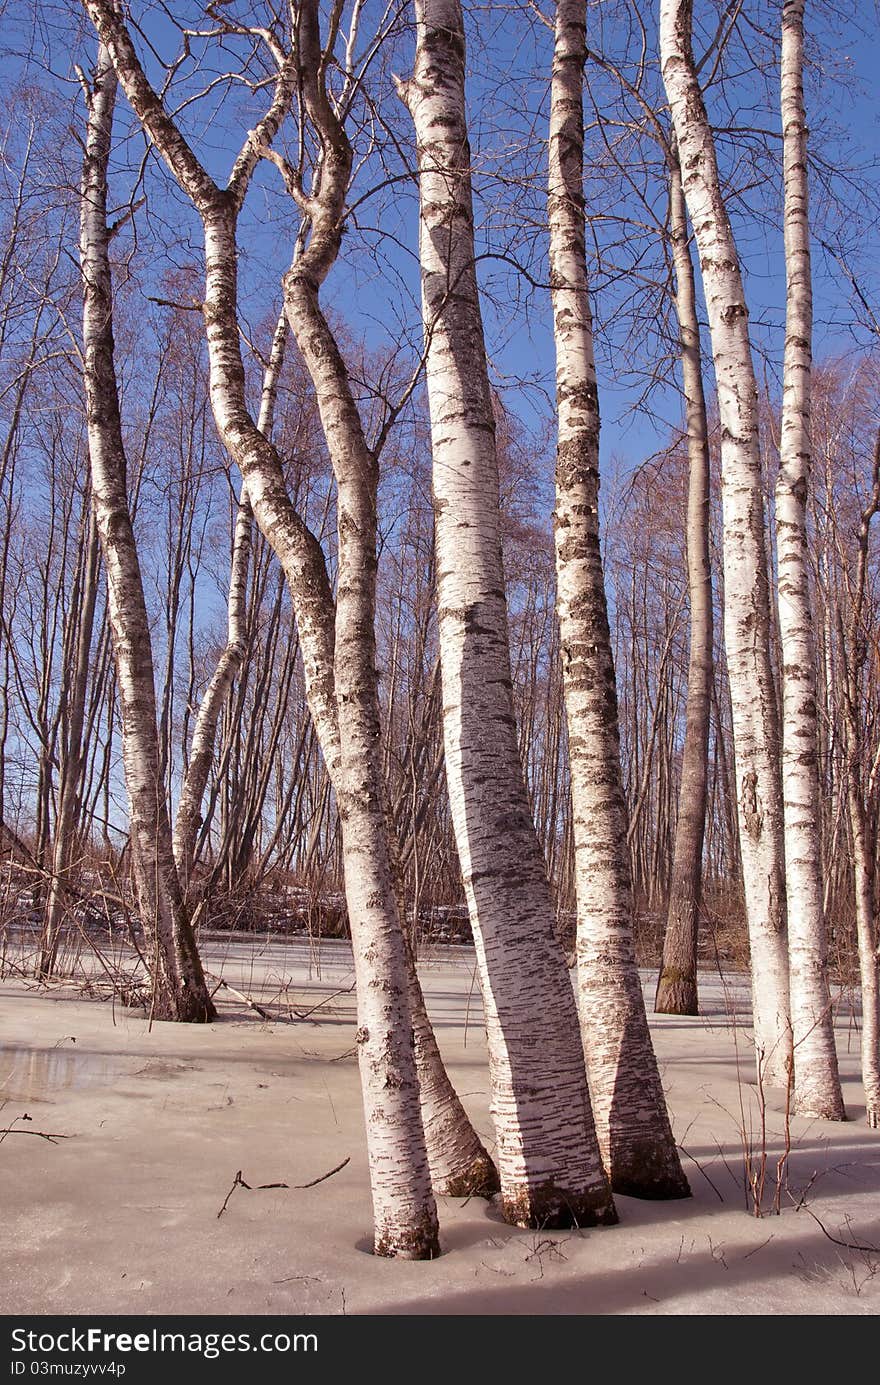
[660,0,792,1085]
[401,0,615,1228]
[276,24,439,1250]
[775,0,845,1120]
[548,0,688,1199]
[655,141,713,1019]
[280,2,494,1211]
[78,39,214,1023]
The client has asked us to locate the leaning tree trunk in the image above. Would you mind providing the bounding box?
[275,25,440,1250]
[172,312,288,891]
[203,81,438,1257]
[660,0,791,1085]
[775,0,845,1120]
[400,0,615,1229]
[655,140,714,1019]
[548,0,688,1199]
[78,39,214,1023]
[279,0,494,1212]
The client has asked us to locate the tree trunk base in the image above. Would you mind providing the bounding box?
[654,969,699,1016]
[611,1170,692,1200]
[149,989,217,1023]
[373,1216,441,1260]
[435,1149,500,1198]
[501,1180,618,1230]
[36,953,56,983]
[792,1094,847,1122]
[609,1142,691,1200]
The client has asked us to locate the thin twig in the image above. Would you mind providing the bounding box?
[677,1143,724,1202]
[292,1156,350,1189]
[217,1169,251,1218]
[801,1205,880,1256]
[216,1156,350,1218]
[0,1127,72,1143]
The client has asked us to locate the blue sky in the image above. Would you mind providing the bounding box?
[4,0,879,486]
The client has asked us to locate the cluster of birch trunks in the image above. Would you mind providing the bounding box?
[0,0,878,1256]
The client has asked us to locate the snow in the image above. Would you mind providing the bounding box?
[2,938,878,1316]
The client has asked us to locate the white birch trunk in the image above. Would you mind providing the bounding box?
[660,0,792,1085]
[279,97,440,1253]
[205,109,438,1260]
[205,205,487,1230]
[172,313,287,888]
[400,0,615,1228]
[655,141,714,1020]
[775,0,845,1120]
[548,0,688,1198]
[79,36,214,1023]
[282,1,490,1221]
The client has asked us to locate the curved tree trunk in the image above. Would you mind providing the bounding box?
[655,141,713,1018]
[548,0,688,1199]
[660,0,792,1085]
[172,313,288,890]
[78,37,214,1023]
[400,0,615,1229]
[775,0,845,1120]
[278,1,486,1234]
[203,63,438,1257]
[409,970,499,1196]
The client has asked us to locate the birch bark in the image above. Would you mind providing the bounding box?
[775,0,845,1120]
[172,313,287,889]
[660,0,792,1084]
[655,141,713,1019]
[78,36,215,1023]
[400,0,615,1227]
[548,0,688,1198]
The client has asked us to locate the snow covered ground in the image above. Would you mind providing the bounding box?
[1,936,878,1316]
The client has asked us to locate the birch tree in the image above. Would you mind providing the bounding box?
[399,0,616,1228]
[660,0,792,1085]
[172,313,287,891]
[774,0,845,1120]
[78,37,215,1023]
[548,0,688,1198]
[654,138,714,1020]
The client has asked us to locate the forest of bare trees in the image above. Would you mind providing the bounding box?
[1,0,879,1267]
